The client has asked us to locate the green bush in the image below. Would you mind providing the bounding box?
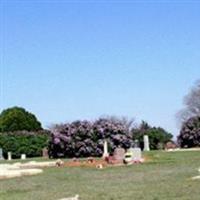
[0,130,50,158]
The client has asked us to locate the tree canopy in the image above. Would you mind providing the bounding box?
[132,121,173,150]
[0,107,42,132]
[177,80,200,123]
[178,116,200,148]
[48,117,133,158]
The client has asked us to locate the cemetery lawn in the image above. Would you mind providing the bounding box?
[0,151,200,200]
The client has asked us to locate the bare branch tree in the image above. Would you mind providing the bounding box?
[177,80,200,124]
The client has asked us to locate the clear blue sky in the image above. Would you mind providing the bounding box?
[1,1,200,137]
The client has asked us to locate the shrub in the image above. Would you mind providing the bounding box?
[0,130,50,158]
[178,116,200,148]
[48,118,133,158]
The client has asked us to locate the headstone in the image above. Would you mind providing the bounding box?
[143,135,150,151]
[132,148,142,161]
[124,147,142,164]
[42,148,49,158]
[21,154,26,160]
[102,140,109,158]
[8,152,12,161]
[113,147,125,163]
[134,139,139,148]
[0,148,4,160]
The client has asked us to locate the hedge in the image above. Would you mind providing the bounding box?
[0,130,50,158]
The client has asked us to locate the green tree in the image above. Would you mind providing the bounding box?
[132,121,173,150]
[0,107,42,132]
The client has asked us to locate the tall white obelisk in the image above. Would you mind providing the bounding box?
[143,135,150,151]
[102,140,109,158]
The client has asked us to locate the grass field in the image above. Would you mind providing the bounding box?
[0,151,200,200]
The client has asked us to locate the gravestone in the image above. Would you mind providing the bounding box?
[102,140,109,158]
[131,148,142,161]
[124,147,142,164]
[0,148,4,160]
[42,148,49,158]
[143,135,150,151]
[21,154,26,160]
[8,152,12,160]
[134,139,139,148]
[113,147,125,163]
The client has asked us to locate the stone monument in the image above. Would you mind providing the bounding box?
[134,139,139,148]
[113,147,125,163]
[0,148,4,160]
[8,152,12,160]
[102,140,109,158]
[132,148,142,161]
[21,154,26,160]
[143,135,150,151]
[42,148,49,158]
[124,147,142,164]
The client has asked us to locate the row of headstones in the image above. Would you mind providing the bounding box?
[0,148,49,160]
[0,150,26,160]
[103,135,150,162]
[103,135,150,157]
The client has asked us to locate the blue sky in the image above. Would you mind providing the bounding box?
[1,1,200,137]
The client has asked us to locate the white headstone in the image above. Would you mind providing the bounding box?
[131,148,142,161]
[102,140,109,158]
[134,140,139,148]
[144,135,150,151]
[124,147,142,164]
[0,148,4,160]
[8,152,12,160]
[21,154,26,160]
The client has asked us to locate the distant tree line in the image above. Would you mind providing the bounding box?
[1,80,200,159]
[0,107,173,158]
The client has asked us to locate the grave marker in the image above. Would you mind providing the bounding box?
[102,140,109,158]
[113,147,125,163]
[21,154,26,160]
[8,152,12,161]
[124,147,142,164]
[144,135,150,151]
[0,148,4,160]
[42,148,49,158]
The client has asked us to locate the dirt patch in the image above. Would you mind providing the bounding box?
[63,158,108,168]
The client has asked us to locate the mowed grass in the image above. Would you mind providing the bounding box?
[0,151,200,200]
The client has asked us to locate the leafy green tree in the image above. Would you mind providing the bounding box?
[0,107,42,132]
[132,121,173,150]
[0,130,49,158]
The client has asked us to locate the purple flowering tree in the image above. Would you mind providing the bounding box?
[48,117,133,158]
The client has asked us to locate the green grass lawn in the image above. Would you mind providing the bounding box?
[0,151,200,200]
